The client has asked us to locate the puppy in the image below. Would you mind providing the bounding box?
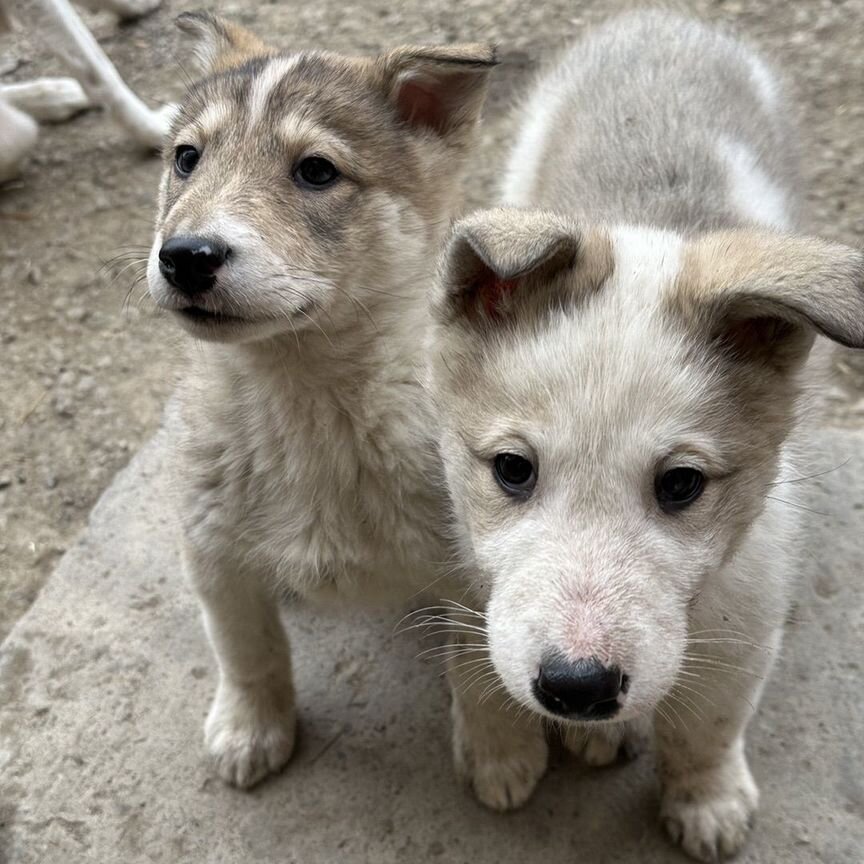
[1,0,169,183]
[146,12,550,811]
[428,11,864,861]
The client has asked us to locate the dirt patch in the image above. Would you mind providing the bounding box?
[1,0,862,642]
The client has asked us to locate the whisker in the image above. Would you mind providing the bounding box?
[766,495,830,518]
[768,458,850,487]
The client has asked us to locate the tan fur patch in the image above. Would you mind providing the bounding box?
[176,12,271,74]
[671,229,864,351]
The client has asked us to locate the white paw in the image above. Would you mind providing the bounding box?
[565,717,651,767]
[204,675,296,789]
[661,763,758,861]
[584,727,623,767]
[2,78,89,122]
[465,748,549,811]
[102,0,162,20]
[452,708,548,811]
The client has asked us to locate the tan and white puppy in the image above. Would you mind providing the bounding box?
[428,12,864,862]
[146,13,550,811]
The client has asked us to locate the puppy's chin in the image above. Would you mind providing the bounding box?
[170,308,284,344]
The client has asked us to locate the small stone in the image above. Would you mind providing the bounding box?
[76,375,96,395]
[67,307,89,323]
[58,370,76,387]
[0,475,11,490]
[53,395,76,418]
[27,265,42,285]
[92,193,112,212]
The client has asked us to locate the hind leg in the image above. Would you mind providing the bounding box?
[0,95,38,183]
[564,715,651,767]
[75,0,160,20]
[1,78,88,122]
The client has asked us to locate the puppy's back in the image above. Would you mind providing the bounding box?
[503,11,799,233]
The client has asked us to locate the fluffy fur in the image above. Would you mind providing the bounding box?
[146,14,551,811]
[428,11,864,861]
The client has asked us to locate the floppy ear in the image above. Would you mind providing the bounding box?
[176,11,270,75]
[380,44,497,142]
[679,231,864,369]
[434,208,582,324]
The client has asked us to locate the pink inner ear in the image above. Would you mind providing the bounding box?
[395,78,446,132]
[478,273,517,318]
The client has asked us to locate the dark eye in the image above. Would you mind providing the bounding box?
[294,156,340,189]
[174,145,200,177]
[656,467,705,512]
[493,453,536,497]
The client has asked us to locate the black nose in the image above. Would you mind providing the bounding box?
[158,235,228,295]
[533,656,625,719]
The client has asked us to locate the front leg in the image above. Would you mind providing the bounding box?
[447,633,548,811]
[185,546,296,789]
[656,634,780,862]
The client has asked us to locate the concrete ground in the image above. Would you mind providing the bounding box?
[1,0,863,861]
[0,425,862,863]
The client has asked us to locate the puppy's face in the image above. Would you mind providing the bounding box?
[430,209,864,724]
[148,13,495,343]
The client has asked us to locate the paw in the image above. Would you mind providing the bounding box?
[565,717,651,767]
[452,706,548,811]
[2,78,89,122]
[661,763,758,861]
[204,675,296,789]
[100,0,162,20]
[466,747,549,811]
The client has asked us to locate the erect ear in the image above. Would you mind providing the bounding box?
[678,230,864,369]
[176,11,270,75]
[379,43,497,142]
[434,208,585,325]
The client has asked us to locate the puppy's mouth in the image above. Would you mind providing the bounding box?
[176,305,246,325]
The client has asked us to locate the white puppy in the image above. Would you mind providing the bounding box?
[428,11,864,861]
[0,0,168,183]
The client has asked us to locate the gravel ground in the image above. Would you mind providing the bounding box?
[1,0,862,642]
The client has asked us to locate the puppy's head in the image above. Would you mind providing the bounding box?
[147,12,496,343]
[430,208,864,723]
